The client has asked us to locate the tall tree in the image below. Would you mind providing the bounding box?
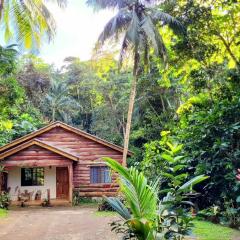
[87,0,184,165]
[0,0,67,49]
[17,55,53,107]
[42,79,80,123]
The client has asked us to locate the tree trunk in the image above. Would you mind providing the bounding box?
[52,108,55,122]
[0,0,4,21]
[122,73,137,166]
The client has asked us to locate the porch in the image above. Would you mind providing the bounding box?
[3,164,74,205]
[11,199,71,207]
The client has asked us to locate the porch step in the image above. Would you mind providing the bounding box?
[11,199,71,207]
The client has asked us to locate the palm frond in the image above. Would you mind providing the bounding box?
[104,158,158,219]
[141,14,167,63]
[119,32,132,68]
[152,10,186,35]
[178,175,209,193]
[86,0,132,10]
[125,9,140,44]
[97,8,132,48]
[103,157,131,181]
[140,32,150,68]
[117,8,141,67]
[55,0,68,8]
[105,197,131,220]
[1,0,64,49]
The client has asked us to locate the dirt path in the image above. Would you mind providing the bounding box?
[0,206,120,240]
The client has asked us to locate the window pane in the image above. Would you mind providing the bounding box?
[90,166,111,183]
[90,167,98,183]
[21,168,44,186]
[103,167,111,183]
[21,168,32,186]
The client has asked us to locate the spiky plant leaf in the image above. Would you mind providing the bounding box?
[105,197,131,220]
[178,175,209,193]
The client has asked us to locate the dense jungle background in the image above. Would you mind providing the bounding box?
[0,0,240,229]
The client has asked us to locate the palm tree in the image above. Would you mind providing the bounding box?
[104,157,208,239]
[104,157,159,239]
[0,0,67,49]
[43,80,80,123]
[87,0,185,165]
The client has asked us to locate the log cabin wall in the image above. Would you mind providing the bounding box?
[37,127,122,197]
[2,145,72,167]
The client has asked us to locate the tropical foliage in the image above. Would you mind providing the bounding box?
[0,0,240,234]
[0,0,67,49]
[0,46,43,145]
[104,157,208,239]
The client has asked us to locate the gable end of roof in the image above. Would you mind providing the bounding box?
[0,139,79,161]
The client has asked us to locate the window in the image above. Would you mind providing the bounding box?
[90,166,111,184]
[21,168,44,186]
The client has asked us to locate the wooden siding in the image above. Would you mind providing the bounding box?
[2,145,72,167]
[38,127,122,197]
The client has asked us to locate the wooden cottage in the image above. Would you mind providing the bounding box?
[0,121,131,204]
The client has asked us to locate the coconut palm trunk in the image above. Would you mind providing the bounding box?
[52,107,56,122]
[123,52,139,165]
[0,0,4,20]
[123,73,137,165]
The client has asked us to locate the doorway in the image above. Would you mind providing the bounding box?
[56,167,69,199]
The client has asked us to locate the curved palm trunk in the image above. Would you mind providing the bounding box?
[122,51,139,165]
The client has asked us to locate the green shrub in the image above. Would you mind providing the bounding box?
[72,191,97,206]
[104,157,208,240]
[0,192,10,209]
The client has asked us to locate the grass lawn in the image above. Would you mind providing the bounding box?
[94,211,117,217]
[0,208,8,218]
[93,212,240,239]
[194,220,240,240]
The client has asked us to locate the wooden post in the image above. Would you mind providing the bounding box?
[68,164,73,203]
[47,189,51,206]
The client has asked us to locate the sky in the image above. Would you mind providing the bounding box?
[39,0,115,66]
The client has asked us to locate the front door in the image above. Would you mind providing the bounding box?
[56,167,69,199]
